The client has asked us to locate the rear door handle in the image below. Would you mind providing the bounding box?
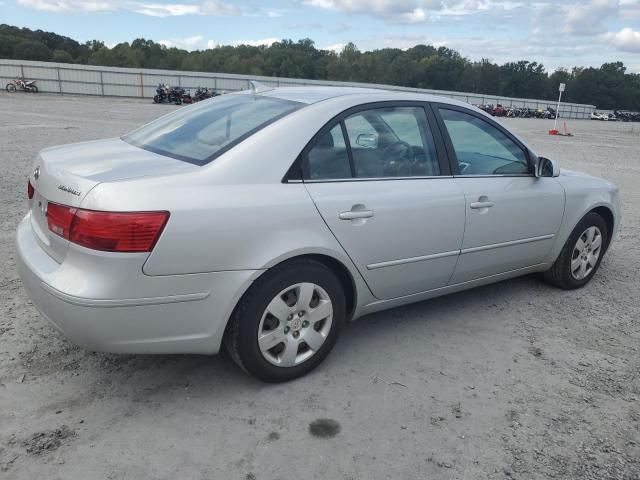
[470,201,494,209]
[339,210,374,220]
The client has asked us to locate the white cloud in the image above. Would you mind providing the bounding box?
[159,35,204,50]
[18,0,241,16]
[322,42,347,52]
[17,0,114,12]
[302,0,532,23]
[562,0,620,35]
[602,27,640,52]
[132,3,200,16]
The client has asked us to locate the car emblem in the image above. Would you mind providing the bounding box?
[33,167,40,181]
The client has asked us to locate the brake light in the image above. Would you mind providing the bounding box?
[27,180,34,199]
[46,203,169,253]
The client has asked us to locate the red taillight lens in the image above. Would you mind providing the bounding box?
[46,203,169,253]
[70,210,169,252]
[27,180,35,199]
[47,203,76,239]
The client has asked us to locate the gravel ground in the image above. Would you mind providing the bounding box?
[1,93,638,480]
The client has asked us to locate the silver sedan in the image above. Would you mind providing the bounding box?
[16,86,620,381]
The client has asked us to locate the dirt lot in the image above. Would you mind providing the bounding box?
[0,93,638,480]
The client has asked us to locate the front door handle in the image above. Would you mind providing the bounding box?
[470,201,494,209]
[339,209,374,220]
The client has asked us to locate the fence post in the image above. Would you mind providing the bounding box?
[99,71,104,96]
[20,64,25,80]
[140,72,144,98]
[56,66,62,94]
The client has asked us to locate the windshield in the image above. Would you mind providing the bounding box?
[123,93,303,165]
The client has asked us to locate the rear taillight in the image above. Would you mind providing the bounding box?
[47,203,76,239]
[47,202,169,253]
[27,180,34,199]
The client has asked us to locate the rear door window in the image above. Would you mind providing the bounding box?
[304,105,440,180]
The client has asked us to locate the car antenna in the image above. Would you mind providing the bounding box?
[249,80,274,94]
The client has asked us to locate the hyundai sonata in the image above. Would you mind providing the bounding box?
[16,85,620,381]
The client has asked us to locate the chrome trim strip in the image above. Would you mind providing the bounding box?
[454,174,534,178]
[367,249,460,270]
[41,282,210,308]
[366,234,555,270]
[461,234,554,254]
[304,175,453,184]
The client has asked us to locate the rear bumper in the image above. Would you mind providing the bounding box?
[16,213,261,354]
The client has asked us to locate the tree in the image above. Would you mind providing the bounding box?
[1,23,639,109]
[52,49,74,63]
[12,40,52,61]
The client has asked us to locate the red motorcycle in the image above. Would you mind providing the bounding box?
[6,78,38,93]
[492,104,506,117]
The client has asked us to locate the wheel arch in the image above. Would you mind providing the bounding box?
[220,251,360,354]
[256,251,359,320]
[589,206,615,251]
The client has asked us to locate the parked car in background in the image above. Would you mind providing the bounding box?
[17,86,620,382]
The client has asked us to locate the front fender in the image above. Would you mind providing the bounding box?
[546,173,620,263]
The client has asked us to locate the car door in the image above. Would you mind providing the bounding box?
[433,105,565,284]
[301,103,466,300]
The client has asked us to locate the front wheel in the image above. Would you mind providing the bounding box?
[544,212,608,289]
[6,83,16,93]
[224,259,346,382]
[30,85,38,93]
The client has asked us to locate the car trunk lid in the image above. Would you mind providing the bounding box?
[28,137,195,263]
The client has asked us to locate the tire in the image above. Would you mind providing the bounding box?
[544,212,608,290]
[31,86,38,93]
[175,98,182,105]
[224,258,346,382]
[153,95,160,103]
[6,83,16,93]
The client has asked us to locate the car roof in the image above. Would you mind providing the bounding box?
[257,85,464,106]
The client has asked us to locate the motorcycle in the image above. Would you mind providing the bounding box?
[153,83,182,105]
[492,104,506,117]
[6,78,38,93]
[193,87,219,102]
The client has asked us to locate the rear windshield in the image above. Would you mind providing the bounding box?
[123,94,303,165]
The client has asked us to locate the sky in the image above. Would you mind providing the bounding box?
[3,0,640,72]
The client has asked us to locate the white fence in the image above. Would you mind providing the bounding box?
[0,59,596,119]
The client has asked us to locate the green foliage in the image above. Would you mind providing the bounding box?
[1,23,639,109]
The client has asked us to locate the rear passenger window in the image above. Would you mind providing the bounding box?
[304,105,440,181]
[307,125,351,180]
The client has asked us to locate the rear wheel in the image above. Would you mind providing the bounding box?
[6,83,16,93]
[544,212,608,289]
[224,259,345,382]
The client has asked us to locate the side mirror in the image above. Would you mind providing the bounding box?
[536,157,560,178]
[356,133,378,149]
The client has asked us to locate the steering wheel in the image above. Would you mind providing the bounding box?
[380,140,413,176]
